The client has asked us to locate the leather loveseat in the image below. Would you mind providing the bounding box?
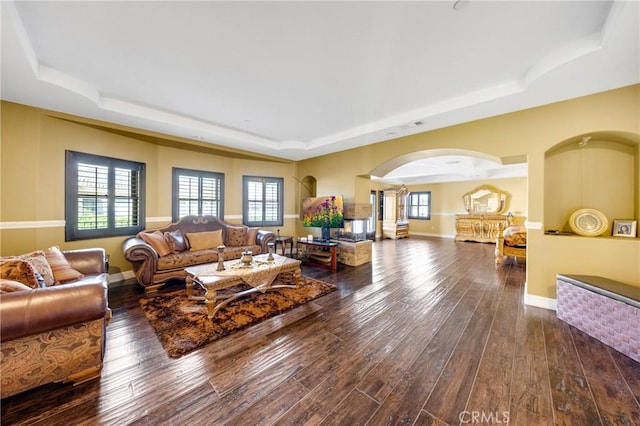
[122,216,277,294]
[0,248,110,398]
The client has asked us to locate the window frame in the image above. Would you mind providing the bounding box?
[242,175,284,227]
[407,191,432,220]
[65,150,145,241]
[172,167,225,222]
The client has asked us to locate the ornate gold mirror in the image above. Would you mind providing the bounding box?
[463,185,509,215]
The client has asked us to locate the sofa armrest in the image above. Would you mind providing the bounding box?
[256,230,277,253]
[63,248,107,275]
[122,236,159,287]
[0,281,109,342]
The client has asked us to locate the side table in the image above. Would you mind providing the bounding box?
[275,236,294,257]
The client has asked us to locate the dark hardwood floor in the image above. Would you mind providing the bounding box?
[2,238,639,425]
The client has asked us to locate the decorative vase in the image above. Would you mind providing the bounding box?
[321,227,331,241]
[216,245,226,271]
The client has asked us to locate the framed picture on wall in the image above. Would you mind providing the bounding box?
[612,219,637,237]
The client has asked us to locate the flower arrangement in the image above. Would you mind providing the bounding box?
[302,195,344,228]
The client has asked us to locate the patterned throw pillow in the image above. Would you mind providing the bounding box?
[224,225,249,247]
[0,279,32,293]
[186,230,223,251]
[164,230,188,253]
[0,259,42,289]
[138,231,172,257]
[17,250,56,286]
[44,246,85,284]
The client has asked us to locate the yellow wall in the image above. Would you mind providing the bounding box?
[298,84,640,301]
[0,102,297,278]
[406,177,528,237]
[2,85,639,302]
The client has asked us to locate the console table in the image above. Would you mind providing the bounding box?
[454,214,511,243]
[297,240,338,270]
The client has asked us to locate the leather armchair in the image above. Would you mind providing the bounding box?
[0,248,110,398]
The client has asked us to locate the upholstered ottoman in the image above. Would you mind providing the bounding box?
[556,274,639,362]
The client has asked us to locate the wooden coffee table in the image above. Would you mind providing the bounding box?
[184,254,302,319]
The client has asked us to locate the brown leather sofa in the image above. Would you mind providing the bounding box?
[123,216,277,294]
[0,248,110,399]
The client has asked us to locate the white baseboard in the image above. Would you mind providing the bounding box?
[523,280,557,311]
[409,232,455,239]
[108,270,135,287]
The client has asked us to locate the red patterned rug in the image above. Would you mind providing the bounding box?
[139,273,336,358]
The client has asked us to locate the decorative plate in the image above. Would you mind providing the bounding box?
[569,208,608,237]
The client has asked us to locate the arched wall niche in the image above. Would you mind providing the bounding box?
[299,176,316,199]
[544,131,639,235]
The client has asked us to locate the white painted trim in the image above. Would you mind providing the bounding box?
[0,220,65,229]
[146,217,172,224]
[409,231,455,239]
[108,270,135,287]
[525,221,543,230]
[523,280,557,310]
[524,293,557,311]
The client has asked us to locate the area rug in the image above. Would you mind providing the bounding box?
[139,273,336,358]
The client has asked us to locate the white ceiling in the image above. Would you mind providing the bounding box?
[2,1,638,184]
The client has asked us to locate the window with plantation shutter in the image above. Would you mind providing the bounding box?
[66,151,145,241]
[407,191,431,220]
[172,168,224,221]
[243,176,283,227]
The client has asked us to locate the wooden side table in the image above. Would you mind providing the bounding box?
[275,236,294,257]
[296,240,338,270]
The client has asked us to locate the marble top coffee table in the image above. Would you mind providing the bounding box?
[184,254,302,319]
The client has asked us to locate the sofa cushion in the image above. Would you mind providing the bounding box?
[186,230,223,251]
[0,279,32,293]
[1,251,56,287]
[155,244,262,271]
[164,229,188,253]
[44,246,85,283]
[0,259,42,289]
[225,225,249,247]
[248,227,259,245]
[19,251,56,286]
[138,231,172,257]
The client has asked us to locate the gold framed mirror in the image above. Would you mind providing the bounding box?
[463,184,509,215]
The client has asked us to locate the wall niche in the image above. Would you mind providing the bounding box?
[544,133,638,237]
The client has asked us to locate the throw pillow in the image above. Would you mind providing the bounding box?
[138,231,172,257]
[186,230,223,251]
[17,250,56,286]
[164,230,188,253]
[247,228,259,246]
[44,246,85,284]
[0,279,32,293]
[0,259,42,289]
[225,225,249,247]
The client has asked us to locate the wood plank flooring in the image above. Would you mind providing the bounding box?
[2,237,639,425]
